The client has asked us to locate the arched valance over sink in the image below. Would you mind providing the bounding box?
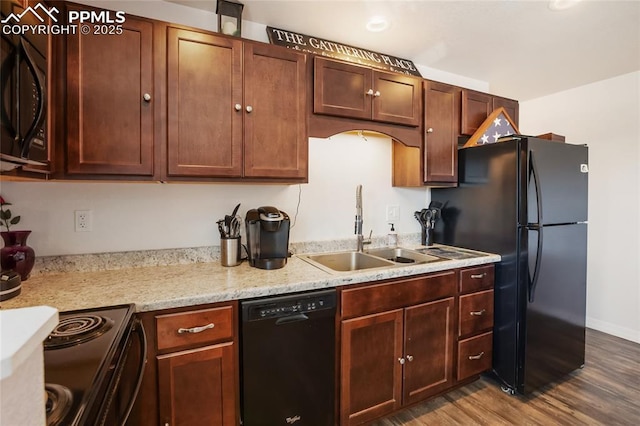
[308,114,423,148]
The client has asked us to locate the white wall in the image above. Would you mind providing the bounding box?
[0,134,427,256]
[519,71,640,343]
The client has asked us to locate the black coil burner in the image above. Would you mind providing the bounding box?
[44,315,114,349]
[45,384,73,426]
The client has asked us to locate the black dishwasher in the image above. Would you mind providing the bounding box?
[241,289,336,426]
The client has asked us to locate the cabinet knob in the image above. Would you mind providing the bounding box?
[406,355,414,362]
[234,103,242,111]
[143,93,151,102]
[426,128,434,133]
[468,351,485,360]
[398,357,405,365]
[246,105,253,113]
[366,89,374,96]
[470,309,486,316]
[373,90,381,97]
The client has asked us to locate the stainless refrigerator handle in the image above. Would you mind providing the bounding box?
[528,151,543,303]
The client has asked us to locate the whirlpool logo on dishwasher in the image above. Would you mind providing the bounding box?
[286,415,302,424]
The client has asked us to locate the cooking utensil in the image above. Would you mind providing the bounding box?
[428,200,443,210]
[231,203,241,218]
[229,216,242,238]
[217,219,227,238]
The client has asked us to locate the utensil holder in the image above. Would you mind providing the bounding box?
[421,228,434,246]
[221,237,241,267]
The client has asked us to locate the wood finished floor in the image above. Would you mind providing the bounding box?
[372,328,640,425]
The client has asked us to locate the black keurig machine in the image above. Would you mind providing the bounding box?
[245,206,290,270]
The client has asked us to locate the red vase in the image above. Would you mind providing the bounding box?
[1,230,36,281]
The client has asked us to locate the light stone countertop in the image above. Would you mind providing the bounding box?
[1,245,500,313]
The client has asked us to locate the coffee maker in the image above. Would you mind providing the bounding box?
[245,206,290,270]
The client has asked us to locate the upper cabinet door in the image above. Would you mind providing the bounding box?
[493,95,519,128]
[461,89,492,135]
[424,81,460,183]
[372,71,422,127]
[166,28,243,178]
[313,57,371,121]
[313,57,421,127]
[243,42,308,179]
[66,11,154,176]
[461,89,520,135]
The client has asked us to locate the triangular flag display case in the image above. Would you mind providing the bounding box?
[463,107,519,147]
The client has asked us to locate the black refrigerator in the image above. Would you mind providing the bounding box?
[432,137,588,395]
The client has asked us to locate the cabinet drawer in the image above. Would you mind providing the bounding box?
[457,332,492,381]
[459,265,494,294]
[458,290,494,337]
[341,271,457,319]
[156,306,233,352]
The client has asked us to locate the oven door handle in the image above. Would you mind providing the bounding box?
[119,318,148,426]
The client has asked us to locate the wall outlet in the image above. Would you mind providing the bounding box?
[386,205,400,222]
[75,210,92,232]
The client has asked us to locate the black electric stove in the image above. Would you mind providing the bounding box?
[43,304,146,426]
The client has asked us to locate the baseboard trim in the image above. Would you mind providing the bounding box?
[587,317,640,344]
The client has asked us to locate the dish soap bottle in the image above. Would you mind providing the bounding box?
[387,223,398,247]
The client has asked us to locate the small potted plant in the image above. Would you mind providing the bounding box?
[0,195,35,280]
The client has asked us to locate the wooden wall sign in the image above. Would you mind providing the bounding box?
[266,26,422,77]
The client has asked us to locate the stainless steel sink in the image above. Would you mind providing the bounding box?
[298,251,395,273]
[366,247,444,265]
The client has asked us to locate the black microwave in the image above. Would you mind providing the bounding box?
[1,1,48,167]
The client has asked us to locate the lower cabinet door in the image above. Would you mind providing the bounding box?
[341,309,404,426]
[403,297,455,405]
[157,342,236,426]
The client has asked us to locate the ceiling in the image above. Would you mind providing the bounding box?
[168,0,640,101]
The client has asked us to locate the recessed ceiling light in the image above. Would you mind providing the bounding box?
[548,0,581,11]
[366,16,390,32]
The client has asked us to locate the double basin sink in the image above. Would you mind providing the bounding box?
[298,246,481,274]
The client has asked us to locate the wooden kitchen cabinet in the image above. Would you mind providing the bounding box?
[456,265,494,382]
[461,89,519,135]
[339,271,456,425]
[392,80,460,187]
[166,28,307,181]
[403,297,456,404]
[166,28,243,178]
[423,81,461,184]
[158,343,236,426]
[314,57,422,127]
[341,309,404,426]
[242,41,308,179]
[131,303,239,426]
[65,5,155,178]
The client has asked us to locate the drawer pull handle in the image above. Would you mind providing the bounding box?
[177,323,214,334]
[471,273,487,279]
[470,309,486,316]
[468,351,485,360]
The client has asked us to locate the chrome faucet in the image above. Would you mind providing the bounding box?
[355,185,372,252]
